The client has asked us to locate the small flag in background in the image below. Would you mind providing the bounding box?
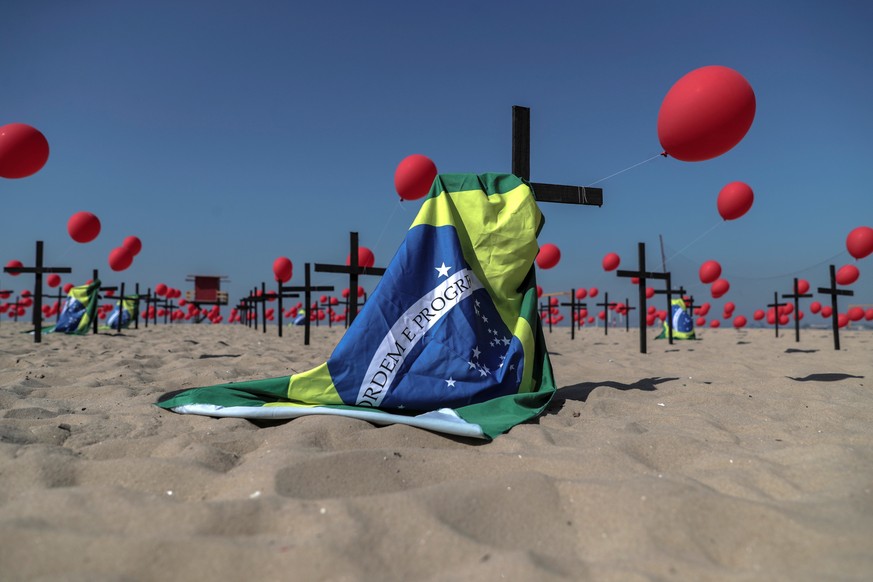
[106,296,138,329]
[656,297,696,340]
[156,174,556,439]
[50,280,100,335]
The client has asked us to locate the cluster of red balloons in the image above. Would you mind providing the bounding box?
[395,154,438,201]
[698,259,731,299]
[154,283,182,300]
[0,123,50,179]
[108,236,143,272]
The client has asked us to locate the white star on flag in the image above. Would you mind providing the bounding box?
[435,262,452,278]
[472,346,481,359]
[445,377,456,388]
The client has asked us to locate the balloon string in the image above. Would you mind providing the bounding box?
[587,152,664,187]
[664,221,723,265]
[371,199,403,258]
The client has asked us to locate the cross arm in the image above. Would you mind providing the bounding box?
[531,183,603,206]
[314,264,387,277]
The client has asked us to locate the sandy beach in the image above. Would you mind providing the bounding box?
[1,321,872,581]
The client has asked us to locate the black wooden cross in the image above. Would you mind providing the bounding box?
[817,264,854,350]
[282,263,335,346]
[3,241,72,343]
[560,289,587,340]
[314,232,385,326]
[782,277,813,343]
[766,292,789,339]
[595,292,619,336]
[91,270,117,334]
[512,106,604,206]
[652,275,686,344]
[274,286,300,338]
[616,242,669,353]
[620,298,636,332]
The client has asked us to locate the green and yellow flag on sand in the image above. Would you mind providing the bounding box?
[157,174,556,439]
[48,280,100,335]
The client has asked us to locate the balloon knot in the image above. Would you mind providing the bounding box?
[660,151,669,158]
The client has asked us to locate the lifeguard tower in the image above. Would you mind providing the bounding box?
[185,275,229,321]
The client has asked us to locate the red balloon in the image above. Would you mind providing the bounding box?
[5,259,23,276]
[357,286,365,297]
[836,264,860,286]
[575,288,587,300]
[46,274,61,288]
[123,236,143,256]
[865,308,873,321]
[155,283,168,296]
[717,182,754,220]
[711,278,730,298]
[273,257,293,283]
[710,319,721,328]
[588,287,599,298]
[753,309,765,321]
[846,226,873,260]
[797,279,810,295]
[347,247,375,268]
[63,283,74,294]
[837,313,849,328]
[536,244,561,270]
[108,247,133,271]
[601,252,620,271]
[657,66,756,162]
[821,306,832,318]
[394,154,437,201]
[536,285,543,298]
[0,123,50,178]
[342,288,350,298]
[724,301,736,313]
[67,211,101,243]
[733,315,747,329]
[848,307,864,321]
[699,260,722,284]
[645,286,655,299]
[809,301,821,314]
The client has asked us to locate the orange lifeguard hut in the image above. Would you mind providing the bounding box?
[185,275,229,306]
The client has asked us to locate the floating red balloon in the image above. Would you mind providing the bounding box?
[108,247,133,271]
[809,301,821,314]
[699,260,721,284]
[753,309,765,321]
[0,123,50,178]
[846,226,873,260]
[123,236,143,256]
[657,66,756,162]
[717,182,754,220]
[733,315,747,329]
[347,247,375,268]
[5,259,23,275]
[797,279,810,295]
[575,288,587,300]
[273,257,293,283]
[836,264,860,286]
[645,286,655,299]
[536,244,561,270]
[155,283,168,296]
[710,320,721,328]
[847,307,864,322]
[63,283,74,294]
[67,211,101,243]
[711,278,730,298]
[394,154,437,201]
[46,274,61,288]
[601,252,620,272]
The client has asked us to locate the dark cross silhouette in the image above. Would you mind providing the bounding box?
[314,232,385,326]
[3,241,72,343]
[40,286,65,324]
[782,277,813,343]
[512,106,604,206]
[91,270,117,335]
[652,275,686,344]
[767,292,789,339]
[620,298,636,332]
[282,263,335,346]
[817,264,854,350]
[142,289,161,328]
[595,292,619,335]
[274,286,300,337]
[132,284,145,329]
[560,289,587,340]
[616,242,669,353]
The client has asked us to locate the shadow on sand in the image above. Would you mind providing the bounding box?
[554,377,679,403]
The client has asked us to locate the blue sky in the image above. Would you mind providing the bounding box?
[2,1,871,325]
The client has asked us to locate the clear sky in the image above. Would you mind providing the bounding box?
[2,1,872,326]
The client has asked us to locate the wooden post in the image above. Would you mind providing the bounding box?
[782,277,813,343]
[616,242,668,353]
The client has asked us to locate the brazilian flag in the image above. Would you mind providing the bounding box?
[106,296,138,330]
[157,174,556,439]
[50,280,100,335]
[656,297,696,340]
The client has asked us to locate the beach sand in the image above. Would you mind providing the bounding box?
[1,321,872,581]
